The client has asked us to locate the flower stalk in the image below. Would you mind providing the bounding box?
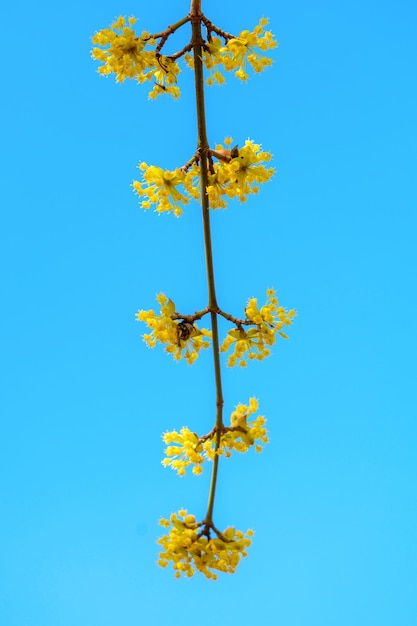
[190,0,224,526]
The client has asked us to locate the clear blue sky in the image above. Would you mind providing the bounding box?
[1,0,416,624]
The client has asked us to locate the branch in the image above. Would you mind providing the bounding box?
[201,16,235,43]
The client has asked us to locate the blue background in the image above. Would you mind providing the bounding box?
[1,0,416,624]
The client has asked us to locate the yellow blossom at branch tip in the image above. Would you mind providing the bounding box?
[162,398,268,475]
[91,16,181,98]
[136,293,211,364]
[158,510,254,579]
[221,288,296,366]
[133,164,191,216]
[131,135,273,214]
[206,137,274,208]
[189,18,277,87]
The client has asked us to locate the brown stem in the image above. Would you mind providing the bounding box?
[190,0,224,527]
[147,15,190,51]
[172,307,210,322]
[201,16,235,42]
[172,305,253,328]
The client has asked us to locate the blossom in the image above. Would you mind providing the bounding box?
[161,428,205,476]
[186,18,277,86]
[93,16,276,96]
[222,18,277,80]
[133,164,190,217]
[92,16,155,81]
[221,288,296,366]
[207,397,269,456]
[136,293,211,364]
[133,137,273,215]
[162,398,268,475]
[207,138,274,207]
[91,16,181,98]
[158,510,254,579]
[148,58,181,100]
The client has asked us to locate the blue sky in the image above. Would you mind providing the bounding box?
[1,0,416,624]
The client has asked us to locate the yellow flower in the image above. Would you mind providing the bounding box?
[92,16,155,82]
[186,18,277,86]
[162,398,268,475]
[209,398,269,457]
[133,164,190,217]
[93,16,275,95]
[136,293,211,364]
[221,288,296,366]
[91,16,181,98]
[161,428,205,476]
[148,58,181,99]
[131,136,272,215]
[208,138,274,208]
[223,18,276,80]
[158,511,253,579]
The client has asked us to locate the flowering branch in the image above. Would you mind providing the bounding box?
[92,0,294,580]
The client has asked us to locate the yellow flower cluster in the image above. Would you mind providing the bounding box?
[206,138,274,207]
[132,164,194,217]
[136,294,211,364]
[133,138,273,215]
[148,58,181,100]
[186,18,276,85]
[91,16,180,99]
[92,16,276,98]
[214,397,268,455]
[221,288,296,366]
[162,398,267,476]
[158,510,253,579]
[162,428,204,476]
